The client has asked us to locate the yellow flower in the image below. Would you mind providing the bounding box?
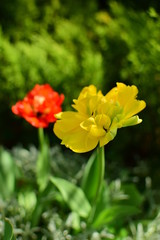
[54,83,146,153]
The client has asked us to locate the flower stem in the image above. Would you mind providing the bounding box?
[96,145,105,198]
[88,145,105,223]
[38,127,44,150]
[36,128,50,191]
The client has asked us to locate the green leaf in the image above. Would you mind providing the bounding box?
[66,211,81,231]
[120,184,144,207]
[92,205,140,229]
[81,150,102,203]
[50,176,91,218]
[91,182,110,220]
[31,183,63,227]
[0,147,15,198]
[18,189,37,214]
[4,218,16,240]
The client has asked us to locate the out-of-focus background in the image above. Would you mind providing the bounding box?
[0,0,160,182]
[1,1,160,239]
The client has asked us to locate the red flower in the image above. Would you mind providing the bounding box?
[12,84,64,128]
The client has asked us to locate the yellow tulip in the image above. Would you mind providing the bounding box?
[54,83,146,153]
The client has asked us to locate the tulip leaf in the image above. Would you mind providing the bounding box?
[120,184,144,207]
[81,150,102,203]
[66,211,81,231]
[4,218,16,240]
[92,205,140,229]
[50,176,91,218]
[0,147,15,198]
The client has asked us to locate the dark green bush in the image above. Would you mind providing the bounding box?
[0,1,159,176]
[0,1,160,238]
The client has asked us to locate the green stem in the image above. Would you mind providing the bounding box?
[33,128,49,225]
[88,145,105,223]
[36,127,50,191]
[38,127,44,150]
[96,145,105,198]
[36,128,45,184]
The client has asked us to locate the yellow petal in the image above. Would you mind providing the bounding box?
[54,112,63,119]
[80,117,95,131]
[61,129,98,153]
[117,82,138,106]
[95,114,111,130]
[73,95,103,116]
[54,112,85,138]
[123,99,146,119]
[98,101,122,120]
[81,114,112,138]
[54,111,98,153]
[78,85,98,100]
[105,87,118,102]
[72,85,104,116]
[89,125,106,137]
[72,98,89,115]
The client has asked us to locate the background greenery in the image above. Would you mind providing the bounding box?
[0,0,160,170]
[0,1,160,238]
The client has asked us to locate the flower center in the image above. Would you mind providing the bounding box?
[80,114,111,138]
[36,111,43,118]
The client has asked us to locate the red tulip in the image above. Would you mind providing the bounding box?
[12,84,64,128]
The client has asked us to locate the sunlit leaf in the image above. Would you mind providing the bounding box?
[18,189,37,214]
[81,149,104,204]
[92,205,140,228]
[66,211,81,231]
[120,184,144,207]
[4,218,16,240]
[50,176,91,218]
[0,147,15,198]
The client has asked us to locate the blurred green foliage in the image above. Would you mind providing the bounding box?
[0,1,160,238]
[0,144,160,239]
[0,0,160,176]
